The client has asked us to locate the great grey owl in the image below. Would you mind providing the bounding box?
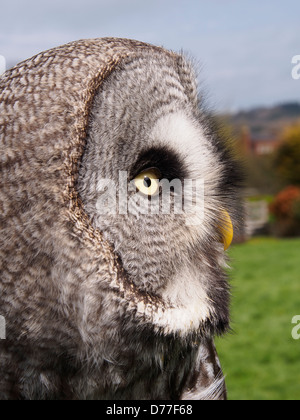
[0,38,243,400]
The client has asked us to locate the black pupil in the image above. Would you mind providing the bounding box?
[143,177,152,188]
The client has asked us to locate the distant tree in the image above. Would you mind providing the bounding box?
[269,186,300,237]
[274,124,300,186]
[237,125,282,195]
[245,154,282,195]
[269,186,300,220]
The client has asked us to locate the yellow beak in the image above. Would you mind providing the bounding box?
[219,210,234,251]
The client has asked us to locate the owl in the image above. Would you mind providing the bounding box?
[0,38,243,400]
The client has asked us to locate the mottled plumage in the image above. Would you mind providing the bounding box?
[0,38,242,400]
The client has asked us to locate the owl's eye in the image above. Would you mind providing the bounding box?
[134,168,162,196]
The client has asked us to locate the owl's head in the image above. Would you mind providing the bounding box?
[0,39,244,400]
[77,46,243,337]
[0,39,243,357]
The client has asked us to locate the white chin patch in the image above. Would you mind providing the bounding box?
[132,264,214,335]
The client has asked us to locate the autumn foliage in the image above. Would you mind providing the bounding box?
[269,186,300,236]
[270,186,300,220]
[274,124,300,186]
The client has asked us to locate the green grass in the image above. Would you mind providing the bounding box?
[215,237,300,400]
[246,195,274,204]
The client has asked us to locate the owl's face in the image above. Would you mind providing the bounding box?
[78,50,241,336]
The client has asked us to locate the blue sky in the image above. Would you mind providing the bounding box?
[1,0,299,111]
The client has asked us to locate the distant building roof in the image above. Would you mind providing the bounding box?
[252,139,280,155]
[241,129,280,155]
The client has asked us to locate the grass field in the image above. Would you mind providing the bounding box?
[215,237,300,400]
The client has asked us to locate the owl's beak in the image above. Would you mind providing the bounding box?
[218,210,234,251]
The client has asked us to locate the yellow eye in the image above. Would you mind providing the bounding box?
[134,168,161,196]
